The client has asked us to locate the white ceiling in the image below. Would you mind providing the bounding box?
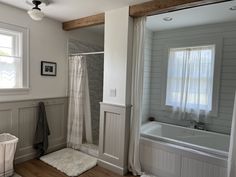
[0,0,150,22]
[147,1,236,31]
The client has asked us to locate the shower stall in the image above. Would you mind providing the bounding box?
[67,39,104,156]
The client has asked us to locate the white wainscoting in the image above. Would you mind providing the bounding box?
[98,102,131,175]
[181,156,227,177]
[0,97,68,163]
[140,138,227,177]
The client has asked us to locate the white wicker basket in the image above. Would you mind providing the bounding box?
[0,134,18,177]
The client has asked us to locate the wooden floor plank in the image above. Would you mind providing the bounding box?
[15,159,134,177]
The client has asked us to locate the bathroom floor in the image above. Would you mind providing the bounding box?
[15,159,134,177]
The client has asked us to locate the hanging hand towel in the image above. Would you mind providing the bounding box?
[34,102,50,157]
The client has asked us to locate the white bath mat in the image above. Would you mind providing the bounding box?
[40,148,97,177]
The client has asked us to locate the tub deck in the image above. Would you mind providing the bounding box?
[141,121,229,158]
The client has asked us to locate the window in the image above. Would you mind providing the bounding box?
[0,23,28,91]
[165,45,215,114]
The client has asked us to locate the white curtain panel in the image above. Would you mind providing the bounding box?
[166,46,215,121]
[228,93,236,177]
[67,56,93,149]
[128,16,146,176]
[0,56,22,88]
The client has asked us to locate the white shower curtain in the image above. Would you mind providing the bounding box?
[228,93,236,177]
[67,56,93,149]
[128,17,146,176]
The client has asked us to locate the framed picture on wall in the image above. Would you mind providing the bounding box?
[41,61,57,76]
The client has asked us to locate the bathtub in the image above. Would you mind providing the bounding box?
[140,121,230,177]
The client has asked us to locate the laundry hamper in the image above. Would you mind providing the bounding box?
[0,133,18,177]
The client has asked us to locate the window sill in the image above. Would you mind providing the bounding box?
[161,105,218,117]
[0,88,30,95]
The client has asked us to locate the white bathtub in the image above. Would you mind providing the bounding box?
[141,121,230,157]
[140,121,230,177]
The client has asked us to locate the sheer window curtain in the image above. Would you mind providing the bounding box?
[166,46,215,121]
[67,56,93,149]
[228,92,236,177]
[0,57,22,88]
[128,16,146,176]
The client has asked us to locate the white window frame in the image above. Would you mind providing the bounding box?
[161,37,223,117]
[0,22,29,94]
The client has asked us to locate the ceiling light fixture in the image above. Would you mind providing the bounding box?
[230,6,236,11]
[163,17,173,21]
[28,0,45,21]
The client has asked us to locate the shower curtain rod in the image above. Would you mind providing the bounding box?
[69,51,104,56]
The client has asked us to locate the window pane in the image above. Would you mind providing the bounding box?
[0,27,25,89]
[0,34,12,48]
[0,56,22,88]
[0,47,13,56]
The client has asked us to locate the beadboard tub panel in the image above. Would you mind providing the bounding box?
[98,102,131,175]
[140,137,227,177]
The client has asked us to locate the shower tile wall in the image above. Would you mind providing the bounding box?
[86,55,104,145]
[143,22,236,134]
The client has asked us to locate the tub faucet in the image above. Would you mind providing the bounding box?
[189,120,206,130]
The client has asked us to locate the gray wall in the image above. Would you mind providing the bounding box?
[143,21,236,134]
[87,54,104,145]
[0,97,68,163]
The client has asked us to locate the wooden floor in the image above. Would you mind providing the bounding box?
[15,159,134,177]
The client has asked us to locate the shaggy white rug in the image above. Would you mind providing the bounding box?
[40,148,97,177]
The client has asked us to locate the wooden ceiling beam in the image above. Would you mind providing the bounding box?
[62,0,230,31]
[63,13,105,31]
[129,0,231,17]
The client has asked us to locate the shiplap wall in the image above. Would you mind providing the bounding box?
[143,21,236,134]
[142,29,153,123]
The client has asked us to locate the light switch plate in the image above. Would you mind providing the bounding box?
[110,89,116,97]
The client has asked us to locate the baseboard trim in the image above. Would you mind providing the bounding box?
[98,159,127,175]
[15,143,66,164]
[15,152,36,164]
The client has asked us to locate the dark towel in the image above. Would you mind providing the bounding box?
[33,102,50,157]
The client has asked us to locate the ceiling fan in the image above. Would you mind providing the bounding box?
[27,0,50,21]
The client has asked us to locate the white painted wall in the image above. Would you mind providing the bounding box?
[103,6,133,105]
[0,3,104,102]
